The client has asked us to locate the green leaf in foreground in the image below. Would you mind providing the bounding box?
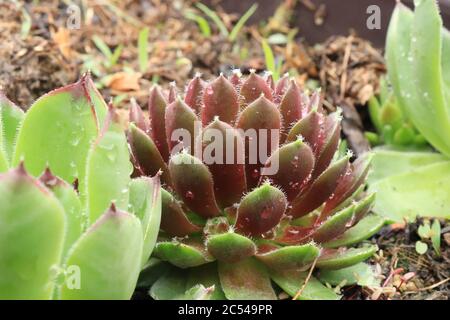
[60,205,143,300]
[0,167,65,299]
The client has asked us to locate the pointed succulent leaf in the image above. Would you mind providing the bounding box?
[128,175,162,266]
[200,119,246,208]
[187,263,226,300]
[261,139,314,201]
[60,205,143,299]
[149,266,188,300]
[289,155,350,218]
[274,225,316,245]
[148,86,170,161]
[274,73,289,98]
[202,74,239,125]
[235,183,287,237]
[129,98,149,133]
[323,152,372,215]
[185,75,206,114]
[352,193,376,224]
[0,93,24,163]
[13,74,107,183]
[236,95,281,188]
[386,2,450,156]
[270,269,340,300]
[39,169,83,259]
[154,240,214,268]
[128,123,171,185]
[323,215,385,249]
[206,232,256,263]
[240,72,273,105]
[83,106,132,224]
[137,258,169,289]
[169,152,221,218]
[218,258,276,300]
[256,243,320,270]
[286,111,323,152]
[0,167,65,299]
[279,80,303,142]
[168,82,178,104]
[160,188,201,236]
[313,112,341,177]
[165,98,199,154]
[312,204,356,243]
[318,262,380,287]
[180,284,215,300]
[316,245,377,270]
[229,69,242,88]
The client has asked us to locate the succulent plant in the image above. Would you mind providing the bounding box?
[128,71,384,300]
[366,0,450,223]
[0,74,161,299]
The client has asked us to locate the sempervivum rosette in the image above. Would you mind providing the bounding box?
[128,71,384,300]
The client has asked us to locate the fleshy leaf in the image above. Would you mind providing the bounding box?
[312,205,356,243]
[260,139,314,201]
[83,106,132,224]
[128,123,171,186]
[235,183,287,237]
[270,269,340,300]
[160,188,201,237]
[186,263,226,300]
[206,232,256,263]
[129,98,149,133]
[148,86,170,162]
[39,169,83,259]
[128,175,162,266]
[318,262,380,287]
[0,167,65,299]
[323,214,385,249]
[240,72,273,105]
[13,74,107,182]
[149,266,187,300]
[202,74,239,125]
[165,98,199,155]
[236,95,281,188]
[289,155,349,218]
[218,258,276,300]
[154,240,213,268]
[0,93,24,163]
[256,243,320,270]
[313,112,341,177]
[60,205,143,299]
[286,111,323,153]
[169,152,221,218]
[368,161,450,222]
[200,119,246,208]
[316,245,377,270]
[185,75,206,114]
[279,80,303,142]
[368,148,447,184]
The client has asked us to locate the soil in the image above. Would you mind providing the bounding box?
[1,0,448,300]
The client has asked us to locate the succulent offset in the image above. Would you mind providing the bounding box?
[0,75,161,299]
[128,71,384,300]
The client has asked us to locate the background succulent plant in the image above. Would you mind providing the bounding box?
[0,74,161,299]
[129,71,384,300]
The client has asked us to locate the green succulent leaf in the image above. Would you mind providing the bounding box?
[323,215,386,249]
[0,94,24,164]
[431,220,441,256]
[83,107,132,224]
[129,176,162,266]
[386,1,450,156]
[256,243,320,270]
[270,269,340,300]
[318,262,380,287]
[316,245,378,270]
[369,161,450,222]
[0,168,66,299]
[149,266,188,300]
[180,284,215,300]
[186,263,226,300]
[206,232,256,263]
[154,241,214,268]
[415,241,428,255]
[137,258,170,289]
[218,257,277,300]
[13,74,107,183]
[60,205,143,300]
